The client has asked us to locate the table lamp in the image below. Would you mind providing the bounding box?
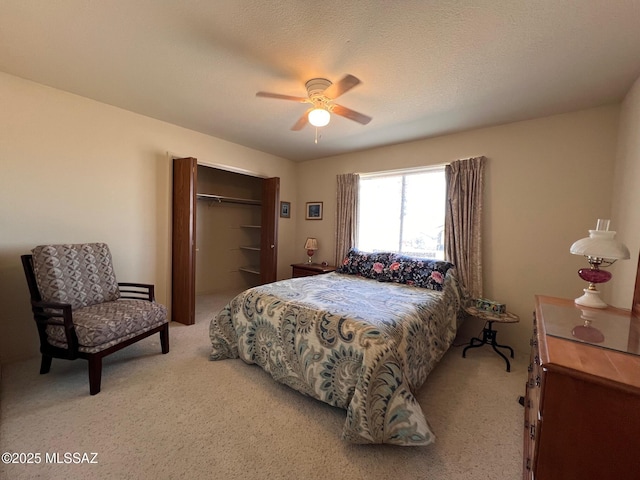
[304,237,318,263]
[569,219,630,308]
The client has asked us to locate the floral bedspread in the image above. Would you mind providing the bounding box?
[209,271,463,446]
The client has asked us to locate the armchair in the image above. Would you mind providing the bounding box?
[21,243,169,395]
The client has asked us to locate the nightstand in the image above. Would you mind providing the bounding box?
[291,263,336,278]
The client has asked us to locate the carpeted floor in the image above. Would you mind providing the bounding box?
[1,291,526,479]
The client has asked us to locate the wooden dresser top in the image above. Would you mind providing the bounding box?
[536,295,640,392]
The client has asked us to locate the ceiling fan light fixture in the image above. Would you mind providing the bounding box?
[308,107,330,127]
[256,74,370,131]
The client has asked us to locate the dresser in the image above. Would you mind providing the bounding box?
[290,263,336,278]
[523,296,640,480]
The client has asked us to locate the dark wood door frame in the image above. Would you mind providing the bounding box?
[260,177,279,284]
[171,157,197,325]
[171,158,279,325]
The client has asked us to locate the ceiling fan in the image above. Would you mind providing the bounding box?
[256,74,372,131]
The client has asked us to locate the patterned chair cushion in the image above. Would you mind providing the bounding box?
[31,243,120,309]
[46,299,168,354]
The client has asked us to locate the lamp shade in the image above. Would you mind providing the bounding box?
[308,108,330,127]
[570,230,630,260]
[304,238,318,250]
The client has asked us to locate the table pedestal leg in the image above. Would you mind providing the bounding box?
[462,320,514,372]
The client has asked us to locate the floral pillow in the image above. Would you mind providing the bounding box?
[337,249,454,289]
[337,248,393,280]
[378,254,454,291]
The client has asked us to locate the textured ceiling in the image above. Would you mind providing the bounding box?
[1,1,640,161]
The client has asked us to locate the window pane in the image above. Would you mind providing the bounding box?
[358,176,402,252]
[402,172,445,259]
[357,169,445,260]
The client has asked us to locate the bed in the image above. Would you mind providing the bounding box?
[209,250,465,446]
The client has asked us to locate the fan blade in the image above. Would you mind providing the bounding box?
[291,108,312,131]
[332,104,372,125]
[256,92,308,102]
[323,74,361,100]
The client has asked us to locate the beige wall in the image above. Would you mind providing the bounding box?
[295,105,621,351]
[2,66,634,364]
[0,72,297,363]
[610,75,640,307]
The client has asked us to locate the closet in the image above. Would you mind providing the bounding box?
[171,157,279,325]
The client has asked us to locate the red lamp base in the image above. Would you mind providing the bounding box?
[306,250,315,263]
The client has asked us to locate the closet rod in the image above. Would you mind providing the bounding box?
[196,193,261,206]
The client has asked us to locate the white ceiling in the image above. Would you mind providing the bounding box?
[2,1,640,162]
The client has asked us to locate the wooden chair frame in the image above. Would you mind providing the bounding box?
[21,254,169,395]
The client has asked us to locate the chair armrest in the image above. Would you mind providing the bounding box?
[30,299,79,352]
[118,282,155,302]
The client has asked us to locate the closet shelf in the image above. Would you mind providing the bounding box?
[239,266,261,275]
[240,224,261,229]
[197,193,261,206]
[240,246,260,251]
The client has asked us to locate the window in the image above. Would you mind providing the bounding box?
[357,167,446,260]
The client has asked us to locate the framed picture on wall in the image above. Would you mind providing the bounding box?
[305,202,323,220]
[280,201,291,218]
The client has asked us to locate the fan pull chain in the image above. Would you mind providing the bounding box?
[315,127,320,144]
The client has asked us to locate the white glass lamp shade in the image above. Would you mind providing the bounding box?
[308,108,330,127]
[569,230,630,261]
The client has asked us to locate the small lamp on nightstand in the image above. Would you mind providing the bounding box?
[304,237,318,263]
[570,219,630,308]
